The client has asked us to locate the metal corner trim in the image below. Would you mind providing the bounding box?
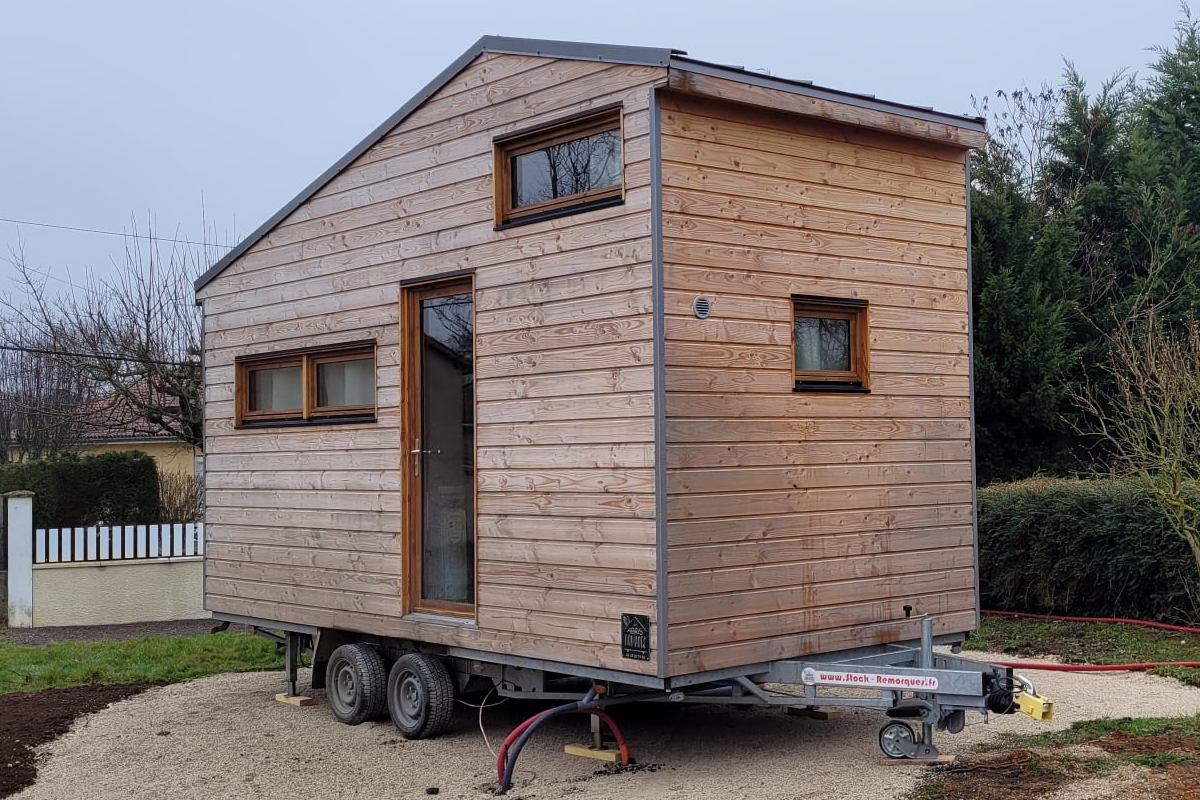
[649,87,669,679]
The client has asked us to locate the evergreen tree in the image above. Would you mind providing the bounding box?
[971,135,1080,482]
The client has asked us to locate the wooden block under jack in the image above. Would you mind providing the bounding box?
[878,754,957,766]
[564,744,620,762]
[786,706,843,720]
[274,693,315,707]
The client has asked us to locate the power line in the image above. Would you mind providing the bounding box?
[0,344,195,368]
[0,216,235,250]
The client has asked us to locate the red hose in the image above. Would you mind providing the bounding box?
[496,706,630,783]
[982,609,1200,672]
[983,609,1200,635]
[995,661,1200,671]
[497,708,553,779]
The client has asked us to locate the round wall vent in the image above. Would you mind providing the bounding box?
[693,296,712,319]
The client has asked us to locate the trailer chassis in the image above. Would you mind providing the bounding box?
[223,612,1051,765]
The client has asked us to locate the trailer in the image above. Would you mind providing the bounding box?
[195,36,1048,778]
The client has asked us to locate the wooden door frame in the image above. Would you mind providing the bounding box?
[400,276,477,618]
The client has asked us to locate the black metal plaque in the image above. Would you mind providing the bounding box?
[621,613,650,661]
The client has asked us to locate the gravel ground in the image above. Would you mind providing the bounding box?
[12,654,1200,800]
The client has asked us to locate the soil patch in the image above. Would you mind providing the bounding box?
[1154,764,1200,800]
[922,729,1200,800]
[0,683,159,799]
[1094,730,1200,757]
[924,749,1075,800]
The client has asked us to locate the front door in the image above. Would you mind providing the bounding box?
[403,279,475,615]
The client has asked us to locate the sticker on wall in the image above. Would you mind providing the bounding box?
[621,613,650,660]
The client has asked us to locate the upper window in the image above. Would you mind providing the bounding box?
[237,343,376,425]
[793,296,869,392]
[494,107,623,226]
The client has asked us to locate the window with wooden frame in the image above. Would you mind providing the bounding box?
[792,295,870,392]
[494,106,623,226]
[236,342,376,425]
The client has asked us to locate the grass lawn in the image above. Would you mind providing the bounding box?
[964,614,1200,687]
[0,632,283,696]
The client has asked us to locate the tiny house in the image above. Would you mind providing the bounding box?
[196,36,998,751]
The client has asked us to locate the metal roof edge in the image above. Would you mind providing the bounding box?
[477,35,676,66]
[669,55,986,132]
[195,36,495,292]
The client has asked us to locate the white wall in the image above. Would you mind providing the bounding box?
[31,558,208,627]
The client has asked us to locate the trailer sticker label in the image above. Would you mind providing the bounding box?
[621,614,650,661]
[800,667,939,690]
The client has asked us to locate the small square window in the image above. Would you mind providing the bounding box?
[793,296,869,391]
[237,344,376,425]
[495,107,623,226]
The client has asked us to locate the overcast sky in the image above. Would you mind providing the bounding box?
[0,0,1185,293]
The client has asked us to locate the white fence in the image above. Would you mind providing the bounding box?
[35,523,204,564]
[6,492,208,627]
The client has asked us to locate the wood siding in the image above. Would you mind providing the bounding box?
[659,92,976,676]
[197,53,664,675]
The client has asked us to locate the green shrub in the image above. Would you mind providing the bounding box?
[0,451,160,528]
[979,478,1200,623]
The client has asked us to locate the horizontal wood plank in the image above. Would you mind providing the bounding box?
[478,584,656,619]
[477,443,656,469]
[666,482,973,521]
[666,440,972,469]
[476,367,655,401]
[477,538,655,570]
[207,558,399,595]
[667,504,973,547]
[669,525,974,572]
[668,461,972,494]
[666,417,971,443]
[476,467,656,493]
[478,515,655,545]
[664,262,968,310]
[205,541,398,573]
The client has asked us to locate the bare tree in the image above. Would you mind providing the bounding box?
[1076,316,1200,576]
[2,222,219,451]
[972,82,1064,199]
[0,323,98,462]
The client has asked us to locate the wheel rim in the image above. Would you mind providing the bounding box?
[331,662,357,712]
[397,672,424,725]
[880,723,914,758]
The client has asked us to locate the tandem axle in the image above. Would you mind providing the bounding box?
[224,612,1053,786]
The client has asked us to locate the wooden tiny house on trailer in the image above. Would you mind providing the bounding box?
[196,36,1008,756]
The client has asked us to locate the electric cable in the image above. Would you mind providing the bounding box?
[982,609,1200,672]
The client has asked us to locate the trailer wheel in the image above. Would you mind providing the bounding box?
[325,643,387,725]
[387,653,455,739]
[879,721,917,759]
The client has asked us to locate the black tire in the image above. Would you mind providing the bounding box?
[387,653,456,739]
[325,643,387,725]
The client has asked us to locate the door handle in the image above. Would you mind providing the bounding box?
[410,439,442,476]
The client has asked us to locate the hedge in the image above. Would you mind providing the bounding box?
[0,451,160,529]
[979,478,1200,623]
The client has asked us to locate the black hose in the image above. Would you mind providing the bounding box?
[500,688,596,793]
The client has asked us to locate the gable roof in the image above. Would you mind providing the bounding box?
[195,35,986,293]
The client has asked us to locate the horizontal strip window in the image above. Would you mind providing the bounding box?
[793,295,870,392]
[236,343,377,426]
[494,107,624,226]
